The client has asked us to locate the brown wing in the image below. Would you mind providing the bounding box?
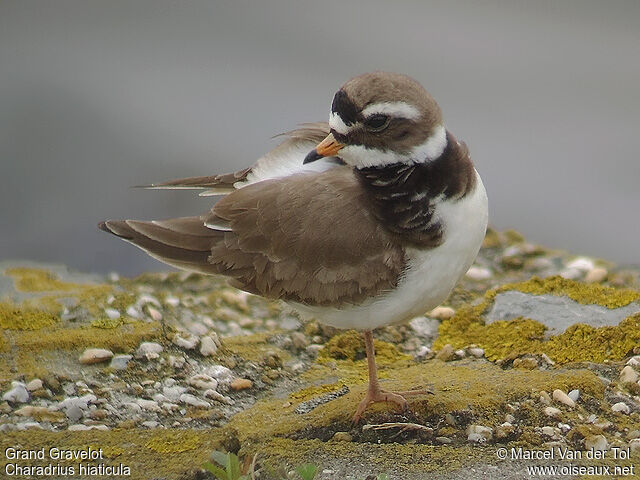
[100,166,406,306]
[204,166,406,305]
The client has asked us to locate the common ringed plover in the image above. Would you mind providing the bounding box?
[100,72,489,422]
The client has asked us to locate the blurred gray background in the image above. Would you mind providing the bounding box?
[1,0,638,276]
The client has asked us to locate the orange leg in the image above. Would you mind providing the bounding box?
[352,330,428,423]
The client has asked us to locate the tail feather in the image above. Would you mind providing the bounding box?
[99,218,223,273]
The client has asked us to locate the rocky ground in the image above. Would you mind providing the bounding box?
[1,229,639,480]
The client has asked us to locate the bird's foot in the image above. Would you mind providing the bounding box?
[352,387,433,423]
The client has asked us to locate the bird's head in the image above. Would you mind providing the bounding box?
[304,72,446,169]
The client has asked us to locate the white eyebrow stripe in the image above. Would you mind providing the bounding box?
[329,112,350,135]
[361,101,421,120]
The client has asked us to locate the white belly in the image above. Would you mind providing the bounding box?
[289,170,488,330]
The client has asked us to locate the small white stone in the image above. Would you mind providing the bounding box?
[612,402,630,414]
[585,267,607,283]
[428,306,455,320]
[415,346,432,359]
[126,305,141,319]
[620,366,639,384]
[541,426,557,438]
[172,334,199,350]
[552,389,575,408]
[136,399,161,412]
[559,268,582,280]
[468,347,485,358]
[465,266,492,280]
[136,342,163,360]
[3,382,30,403]
[147,306,163,322]
[188,374,218,391]
[26,379,43,392]
[567,257,595,272]
[626,356,640,367]
[558,423,571,433]
[165,296,180,307]
[137,294,161,307]
[505,414,516,424]
[544,406,562,418]
[17,422,43,430]
[79,348,113,365]
[199,336,218,357]
[204,389,234,405]
[454,349,466,359]
[179,393,210,408]
[629,438,640,454]
[104,308,120,320]
[466,424,493,442]
[568,389,580,402]
[584,434,608,452]
[162,386,187,402]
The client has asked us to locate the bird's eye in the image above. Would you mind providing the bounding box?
[364,114,390,131]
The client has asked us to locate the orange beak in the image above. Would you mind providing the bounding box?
[303,133,345,164]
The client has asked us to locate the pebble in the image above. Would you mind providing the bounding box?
[435,344,455,362]
[142,420,159,428]
[627,356,640,367]
[179,393,210,408]
[104,308,120,320]
[584,434,608,451]
[567,257,595,272]
[203,389,234,405]
[611,402,630,414]
[26,379,43,392]
[428,306,455,320]
[66,405,84,422]
[291,332,309,349]
[126,305,141,319]
[466,266,492,280]
[172,334,199,350]
[230,378,253,391]
[568,389,580,402]
[165,296,180,307]
[136,399,161,412]
[17,422,43,430]
[495,423,515,440]
[466,425,493,442]
[137,294,161,308]
[162,386,187,402]
[585,267,608,283]
[69,424,109,431]
[205,365,235,387]
[620,366,639,384]
[539,391,551,405]
[331,432,353,442]
[79,348,113,365]
[306,344,324,356]
[505,414,516,424]
[3,382,30,404]
[435,436,453,444]
[415,346,432,359]
[552,389,575,408]
[188,374,218,391]
[109,354,133,370]
[147,306,163,322]
[467,347,485,358]
[199,336,218,356]
[630,439,640,454]
[136,342,163,360]
[544,406,562,419]
[541,426,558,438]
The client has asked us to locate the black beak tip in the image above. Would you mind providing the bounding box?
[303,149,323,165]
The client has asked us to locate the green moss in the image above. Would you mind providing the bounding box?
[90,317,126,329]
[213,360,604,476]
[434,277,640,363]
[145,430,201,453]
[319,330,411,364]
[0,301,59,330]
[0,428,220,480]
[5,267,81,292]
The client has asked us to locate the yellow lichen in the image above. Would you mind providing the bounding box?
[5,267,81,292]
[0,429,219,480]
[0,301,59,330]
[145,430,201,453]
[495,275,640,309]
[434,277,640,363]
